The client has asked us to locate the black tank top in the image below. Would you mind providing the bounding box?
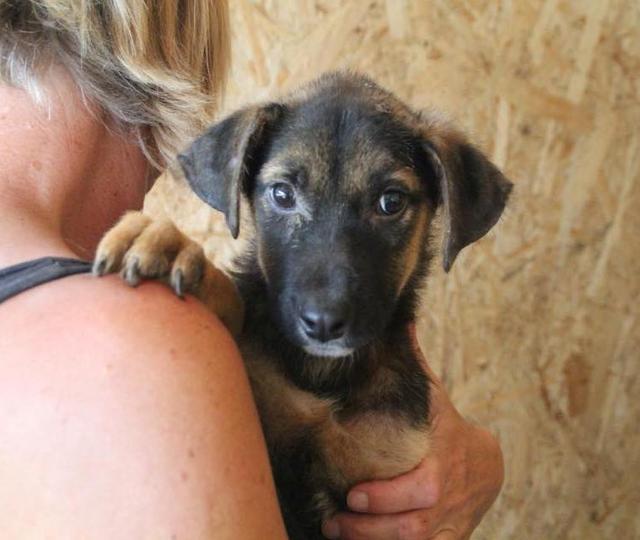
[0,257,92,304]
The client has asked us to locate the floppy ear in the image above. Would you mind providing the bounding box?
[422,128,513,272]
[177,103,283,238]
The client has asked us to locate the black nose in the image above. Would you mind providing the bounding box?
[299,306,347,343]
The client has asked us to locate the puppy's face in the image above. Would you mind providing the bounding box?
[179,73,512,358]
[251,100,435,356]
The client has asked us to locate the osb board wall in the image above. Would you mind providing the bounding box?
[146,1,640,538]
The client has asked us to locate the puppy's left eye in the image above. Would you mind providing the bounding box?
[377,189,408,216]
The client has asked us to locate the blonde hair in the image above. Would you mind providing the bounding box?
[0,0,230,165]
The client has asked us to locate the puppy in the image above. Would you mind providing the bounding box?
[95,72,512,539]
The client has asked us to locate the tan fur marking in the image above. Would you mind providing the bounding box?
[397,206,429,295]
[392,167,421,191]
[245,353,335,446]
[318,412,428,491]
[258,162,290,184]
[195,264,244,337]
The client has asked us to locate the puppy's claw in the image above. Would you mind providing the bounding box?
[92,257,108,277]
[172,269,185,298]
[123,259,141,287]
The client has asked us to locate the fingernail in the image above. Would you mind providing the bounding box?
[347,490,369,511]
[322,519,340,539]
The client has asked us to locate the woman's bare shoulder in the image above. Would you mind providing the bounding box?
[0,272,245,418]
[0,274,287,538]
[0,272,246,424]
[1,272,234,359]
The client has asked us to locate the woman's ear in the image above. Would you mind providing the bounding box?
[420,119,513,271]
[177,103,284,238]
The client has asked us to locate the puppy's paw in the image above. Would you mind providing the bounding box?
[94,211,205,296]
[94,211,244,336]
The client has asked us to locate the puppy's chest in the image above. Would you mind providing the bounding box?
[240,342,430,488]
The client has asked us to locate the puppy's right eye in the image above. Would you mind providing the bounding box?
[270,182,296,210]
[377,189,408,216]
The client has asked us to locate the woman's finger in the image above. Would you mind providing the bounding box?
[345,457,441,514]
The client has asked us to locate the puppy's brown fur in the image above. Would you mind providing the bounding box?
[95,72,511,539]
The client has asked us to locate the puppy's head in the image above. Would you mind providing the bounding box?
[179,73,512,358]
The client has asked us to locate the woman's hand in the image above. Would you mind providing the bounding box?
[322,331,504,540]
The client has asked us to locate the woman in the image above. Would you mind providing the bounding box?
[0,2,502,538]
